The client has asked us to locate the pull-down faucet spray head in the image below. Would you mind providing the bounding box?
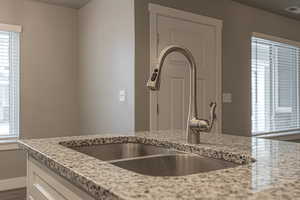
[147,68,160,91]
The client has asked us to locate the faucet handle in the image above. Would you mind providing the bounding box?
[189,102,217,133]
[208,102,217,131]
[210,102,217,119]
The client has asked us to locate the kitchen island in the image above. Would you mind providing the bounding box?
[19,130,300,200]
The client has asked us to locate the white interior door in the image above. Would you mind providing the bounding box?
[149,4,222,134]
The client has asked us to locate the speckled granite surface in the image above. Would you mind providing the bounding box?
[19,130,300,200]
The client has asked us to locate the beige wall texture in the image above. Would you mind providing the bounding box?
[0,0,79,180]
[134,0,300,136]
[78,0,135,135]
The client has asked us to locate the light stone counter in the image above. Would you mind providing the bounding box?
[19,130,300,200]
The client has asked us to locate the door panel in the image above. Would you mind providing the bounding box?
[170,78,185,130]
[159,62,189,130]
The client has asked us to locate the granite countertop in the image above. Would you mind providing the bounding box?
[19,130,300,200]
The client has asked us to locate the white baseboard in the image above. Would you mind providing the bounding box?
[0,176,26,191]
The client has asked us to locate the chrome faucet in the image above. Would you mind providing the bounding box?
[147,45,217,144]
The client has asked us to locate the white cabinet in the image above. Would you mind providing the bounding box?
[27,156,94,200]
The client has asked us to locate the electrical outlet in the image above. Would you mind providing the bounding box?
[119,90,126,102]
[223,93,232,103]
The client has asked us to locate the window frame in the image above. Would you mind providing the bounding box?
[0,23,21,141]
[251,33,300,136]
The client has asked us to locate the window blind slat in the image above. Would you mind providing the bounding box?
[252,36,300,135]
[0,30,19,138]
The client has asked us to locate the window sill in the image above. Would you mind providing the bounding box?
[0,139,19,151]
[257,131,300,141]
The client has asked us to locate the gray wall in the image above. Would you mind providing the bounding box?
[0,0,79,180]
[134,0,300,136]
[78,0,135,134]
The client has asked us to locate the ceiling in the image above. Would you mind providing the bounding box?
[35,0,90,9]
[233,0,300,20]
[35,0,300,20]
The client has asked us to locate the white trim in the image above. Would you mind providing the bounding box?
[0,137,18,141]
[257,131,300,141]
[0,23,22,33]
[0,177,26,191]
[0,143,19,151]
[149,7,158,130]
[149,4,223,28]
[0,140,19,151]
[149,4,223,133]
[253,32,300,48]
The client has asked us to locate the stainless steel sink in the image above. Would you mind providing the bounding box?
[111,154,238,176]
[69,143,177,161]
[68,143,239,176]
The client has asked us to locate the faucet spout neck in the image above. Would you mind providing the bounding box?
[146,45,216,144]
[147,45,198,119]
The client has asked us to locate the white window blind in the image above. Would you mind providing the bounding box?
[252,36,300,135]
[0,29,20,139]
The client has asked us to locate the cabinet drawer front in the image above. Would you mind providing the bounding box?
[31,172,67,200]
[28,156,94,200]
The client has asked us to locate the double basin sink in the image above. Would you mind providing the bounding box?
[68,143,239,177]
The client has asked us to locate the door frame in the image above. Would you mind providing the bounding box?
[149,4,223,133]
